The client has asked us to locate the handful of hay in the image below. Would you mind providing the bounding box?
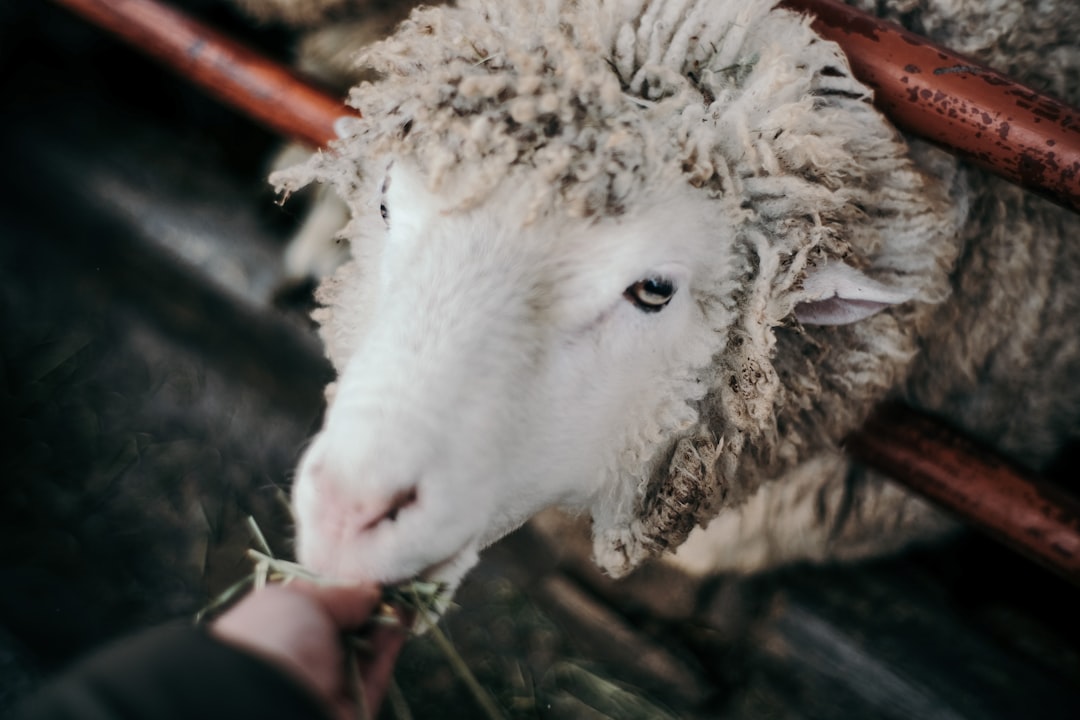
[197,515,506,720]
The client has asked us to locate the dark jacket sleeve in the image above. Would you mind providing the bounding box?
[13,623,335,720]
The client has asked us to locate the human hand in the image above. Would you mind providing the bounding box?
[211,581,403,719]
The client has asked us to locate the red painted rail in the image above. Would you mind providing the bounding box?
[781,0,1080,214]
[47,0,1080,585]
[48,0,350,148]
[848,406,1080,585]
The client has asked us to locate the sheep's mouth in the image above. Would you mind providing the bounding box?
[417,548,466,583]
[408,540,480,597]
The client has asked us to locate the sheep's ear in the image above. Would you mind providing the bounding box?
[794,261,915,326]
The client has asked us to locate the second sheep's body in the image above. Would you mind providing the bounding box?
[245,0,1080,586]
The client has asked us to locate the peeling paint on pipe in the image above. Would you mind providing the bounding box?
[781,0,1080,213]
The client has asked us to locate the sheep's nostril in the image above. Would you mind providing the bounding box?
[359,485,419,531]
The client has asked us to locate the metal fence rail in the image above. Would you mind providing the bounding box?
[782,0,1080,214]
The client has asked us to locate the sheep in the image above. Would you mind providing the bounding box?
[267,0,1080,589]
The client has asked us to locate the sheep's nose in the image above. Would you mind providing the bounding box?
[351,485,419,531]
[302,455,420,533]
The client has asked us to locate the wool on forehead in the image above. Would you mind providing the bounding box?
[273,0,915,239]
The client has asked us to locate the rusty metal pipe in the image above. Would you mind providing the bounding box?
[48,0,351,148]
[48,0,1080,584]
[781,0,1080,213]
[847,406,1080,586]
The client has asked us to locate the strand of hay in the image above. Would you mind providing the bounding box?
[402,584,505,720]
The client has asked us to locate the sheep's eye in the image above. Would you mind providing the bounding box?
[378,169,391,226]
[624,277,676,312]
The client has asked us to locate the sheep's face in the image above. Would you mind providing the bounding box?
[292,161,736,587]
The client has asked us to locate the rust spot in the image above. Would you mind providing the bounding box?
[920,88,932,100]
[831,11,881,42]
[1018,153,1048,186]
[1050,542,1074,559]
[1034,106,1062,122]
[934,64,980,76]
[1009,87,1039,102]
[1048,139,1057,147]
[904,64,921,74]
[998,122,1010,140]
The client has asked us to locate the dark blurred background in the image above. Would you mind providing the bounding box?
[2,2,1080,718]
[0,0,326,706]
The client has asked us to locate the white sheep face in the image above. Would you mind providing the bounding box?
[291,161,736,586]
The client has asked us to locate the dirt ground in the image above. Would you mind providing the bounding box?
[2,3,1080,718]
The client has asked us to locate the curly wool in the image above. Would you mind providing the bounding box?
[277,0,940,229]
[289,2,661,221]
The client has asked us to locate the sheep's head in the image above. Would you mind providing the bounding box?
[293,158,745,586]
[277,0,957,588]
